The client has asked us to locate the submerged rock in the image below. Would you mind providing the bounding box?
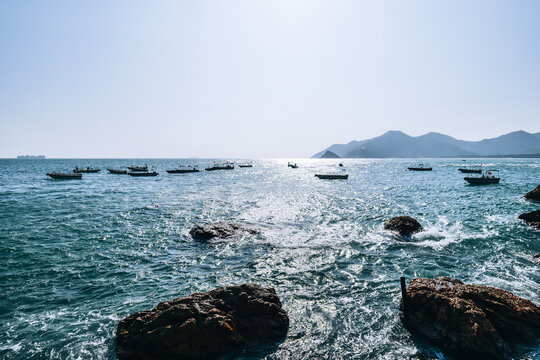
[401,277,540,360]
[384,216,423,236]
[115,284,289,360]
[518,209,540,230]
[524,185,540,201]
[189,222,259,240]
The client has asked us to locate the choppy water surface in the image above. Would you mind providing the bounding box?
[0,158,539,359]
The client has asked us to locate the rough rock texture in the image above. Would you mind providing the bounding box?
[524,185,540,201]
[189,222,259,240]
[401,277,540,360]
[384,216,423,236]
[115,284,289,360]
[534,253,540,266]
[518,209,540,230]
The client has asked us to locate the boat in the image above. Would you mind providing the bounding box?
[128,171,158,177]
[458,168,482,174]
[127,165,148,172]
[73,167,100,173]
[315,174,349,180]
[205,163,234,171]
[408,164,432,171]
[288,162,299,168]
[238,162,253,168]
[47,172,82,180]
[107,168,127,174]
[464,170,500,185]
[166,166,200,174]
[339,163,344,167]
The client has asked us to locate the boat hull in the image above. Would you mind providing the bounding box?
[238,165,253,168]
[205,166,234,171]
[464,177,500,185]
[166,169,200,173]
[127,166,148,172]
[315,174,349,180]
[47,173,82,180]
[107,169,127,174]
[73,169,100,173]
[408,167,432,171]
[128,172,158,177]
[459,168,482,174]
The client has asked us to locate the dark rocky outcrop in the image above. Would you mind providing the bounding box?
[533,253,540,266]
[115,284,289,360]
[524,185,540,201]
[401,277,540,360]
[189,222,259,240]
[384,216,423,236]
[518,209,540,230]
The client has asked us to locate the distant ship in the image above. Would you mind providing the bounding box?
[17,155,45,159]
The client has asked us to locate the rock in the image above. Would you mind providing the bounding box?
[384,216,423,236]
[115,284,289,360]
[401,277,540,360]
[518,209,540,230]
[534,253,540,266]
[189,222,259,240]
[524,185,540,201]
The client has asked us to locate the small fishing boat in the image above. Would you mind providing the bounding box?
[107,168,127,174]
[127,165,148,172]
[238,162,253,168]
[205,163,234,171]
[73,167,100,173]
[288,162,299,168]
[408,164,432,171]
[458,168,482,174]
[315,174,349,180]
[464,170,500,185]
[166,166,200,174]
[128,171,158,177]
[47,172,82,180]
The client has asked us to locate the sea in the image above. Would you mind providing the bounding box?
[0,158,539,359]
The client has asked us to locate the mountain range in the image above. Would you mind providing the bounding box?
[313,131,540,158]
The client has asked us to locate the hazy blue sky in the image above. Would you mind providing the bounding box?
[1,0,539,158]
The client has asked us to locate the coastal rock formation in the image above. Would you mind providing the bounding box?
[189,222,259,240]
[384,216,423,236]
[401,277,540,360]
[518,209,540,230]
[115,284,289,360]
[534,253,540,266]
[524,185,540,201]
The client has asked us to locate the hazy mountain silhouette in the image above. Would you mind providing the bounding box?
[313,130,540,158]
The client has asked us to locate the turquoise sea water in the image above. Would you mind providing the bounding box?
[0,158,539,359]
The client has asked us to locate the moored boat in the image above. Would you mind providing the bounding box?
[73,167,100,173]
[128,171,158,177]
[238,162,253,168]
[464,170,500,185]
[107,168,127,174]
[288,162,299,168]
[47,172,83,180]
[127,165,148,172]
[205,163,234,171]
[408,164,432,171]
[459,168,482,174]
[315,174,349,180]
[166,166,200,174]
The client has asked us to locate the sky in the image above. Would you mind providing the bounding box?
[1,0,539,158]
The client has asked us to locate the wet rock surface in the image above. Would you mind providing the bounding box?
[383,216,423,236]
[401,277,540,360]
[189,222,259,240]
[533,253,540,265]
[525,185,540,201]
[115,284,289,360]
[518,209,540,230]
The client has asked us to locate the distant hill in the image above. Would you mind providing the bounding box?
[313,131,540,158]
[319,150,341,158]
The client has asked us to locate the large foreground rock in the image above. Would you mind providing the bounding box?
[384,216,423,236]
[534,253,540,266]
[189,222,259,240]
[518,209,540,230]
[524,185,540,201]
[401,277,540,360]
[115,284,289,360]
